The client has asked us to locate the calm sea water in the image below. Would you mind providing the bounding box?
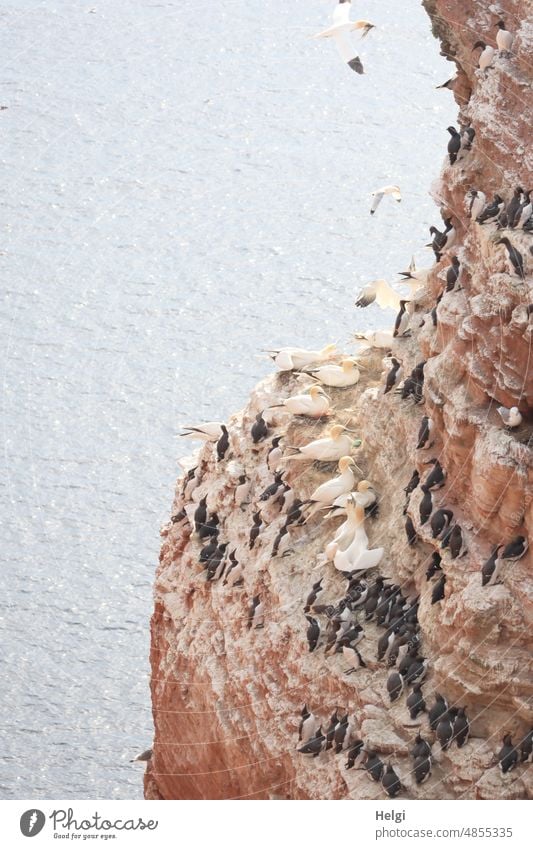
[0,0,455,798]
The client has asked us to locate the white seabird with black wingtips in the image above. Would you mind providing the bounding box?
[312,1,375,75]
[370,185,402,215]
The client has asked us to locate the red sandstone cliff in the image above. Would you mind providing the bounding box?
[146,0,533,800]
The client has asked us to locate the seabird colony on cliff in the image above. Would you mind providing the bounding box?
[165,5,533,796]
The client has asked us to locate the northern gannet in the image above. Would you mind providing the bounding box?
[302,358,362,387]
[180,421,224,441]
[283,424,359,462]
[265,343,337,371]
[354,329,394,349]
[270,384,331,418]
[355,278,402,311]
[312,1,375,75]
[370,185,401,215]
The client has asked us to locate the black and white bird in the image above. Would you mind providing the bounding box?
[333,714,350,753]
[345,740,365,769]
[419,485,433,525]
[247,595,264,629]
[267,436,283,471]
[313,1,374,75]
[496,238,525,278]
[520,729,533,763]
[297,727,325,757]
[193,496,208,534]
[498,734,518,773]
[271,524,291,557]
[448,524,467,559]
[446,256,461,291]
[405,515,418,546]
[516,191,532,229]
[235,475,251,508]
[206,542,229,582]
[404,469,420,499]
[393,300,412,338]
[417,416,433,449]
[365,751,385,782]
[429,694,448,731]
[198,511,219,540]
[500,536,528,561]
[411,734,432,761]
[223,549,243,587]
[251,411,269,444]
[430,508,454,539]
[481,545,503,586]
[426,551,442,580]
[497,405,523,428]
[436,710,457,751]
[305,615,321,652]
[342,644,367,674]
[447,126,461,165]
[406,683,426,720]
[180,422,224,442]
[436,76,457,91]
[249,511,264,549]
[495,20,514,54]
[384,358,403,394]
[425,458,446,490]
[304,579,323,613]
[370,185,402,215]
[355,278,402,310]
[216,425,230,461]
[387,671,404,702]
[505,187,524,227]
[428,219,455,261]
[453,707,470,748]
[477,194,505,224]
[413,755,432,785]
[130,748,153,764]
[466,189,486,220]
[472,40,495,71]
[431,574,446,605]
[382,763,402,798]
[299,704,319,743]
[325,710,341,751]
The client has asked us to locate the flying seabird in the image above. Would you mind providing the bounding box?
[312,2,375,75]
[355,278,402,311]
[370,185,402,215]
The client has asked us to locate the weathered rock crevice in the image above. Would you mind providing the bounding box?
[146,0,532,799]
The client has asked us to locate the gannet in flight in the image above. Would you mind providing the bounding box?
[370,185,401,215]
[355,279,402,311]
[313,1,374,75]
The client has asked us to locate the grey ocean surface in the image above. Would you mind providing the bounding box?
[0,0,455,798]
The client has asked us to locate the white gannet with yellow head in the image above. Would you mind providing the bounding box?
[265,343,337,372]
[302,358,362,388]
[271,385,331,418]
[283,424,360,463]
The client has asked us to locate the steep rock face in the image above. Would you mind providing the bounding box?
[146,0,533,799]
